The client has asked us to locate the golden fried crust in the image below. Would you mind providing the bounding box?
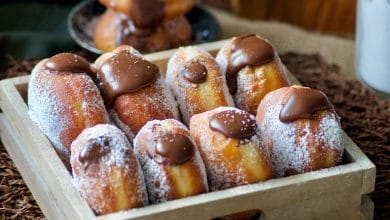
[94,10,121,53]
[189,107,273,191]
[28,60,109,167]
[71,125,147,215]
[216,38,290,115]
[166,47,234,125]
[113,81,179,135]
[94,10,192,53]
[99,0,196,21]
[256,86,344,176]
[134,119,208,203]
[93,46,180,139]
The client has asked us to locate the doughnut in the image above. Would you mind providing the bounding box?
[94,46,180,140]
[71,124,148,215]
[189,107,272,191]
[216,34,290,114]
[28,53,110,167]
[256,86,344,177]
[133,119,208,203]
[94,10,192,53]
[166,46,234,125]
[98,0,196,28]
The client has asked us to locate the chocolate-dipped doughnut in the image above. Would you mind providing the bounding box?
[256,86,344,177]
[94,46,180,140]
[216,34,290,114]
[71,124,148,215]
[94,10,192,53]
[189,107,272,191]
[133,119,208,203]
[98,0,196,28]
[166,46,234,125]
[28,53,110,167]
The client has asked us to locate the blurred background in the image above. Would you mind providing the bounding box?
[204,0,356,37]
[0,0,357,71]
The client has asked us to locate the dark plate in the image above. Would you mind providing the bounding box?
[68,0,220,54]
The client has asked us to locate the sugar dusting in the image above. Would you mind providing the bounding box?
[134,119,208,203]
[71,124,148,214]
[259,103,344,177]
[110,109,136,142]
[190,107,269,191]
[166,46,234,125]
[28,60,109,161]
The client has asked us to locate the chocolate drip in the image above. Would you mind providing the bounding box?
[78,138,111,168]
[181,60,208,84]
[279,87,332,123]
[45,53,94,76]
[226,34,275,94]
[209,109,257,139]
[117,18,155,43]
[129,0,164,28]
[97,50,159,107]
[147,132,194,165]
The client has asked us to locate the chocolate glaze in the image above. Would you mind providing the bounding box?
[147,132,194,165]
[279,87,332,123]
[45,53,94,76]
[129,0,164,28]
[97,50,159,107]
[209,109,257,139]
[181,60,208,84]
[226,34,275,94]
[117,18,155,43]
[78,138,111,168]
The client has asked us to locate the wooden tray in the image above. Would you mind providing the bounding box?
[0,40,375,220]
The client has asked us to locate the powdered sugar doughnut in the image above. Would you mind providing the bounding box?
[256,86,344,177]
[93,46,180,140]
[216,34,290,114]
[71,124,148,215]
[28,53,110,167]
[189,106,272,191]
[133,119,208,204]
[166,46,234,125]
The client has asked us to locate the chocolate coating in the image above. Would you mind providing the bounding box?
[209,109,257,139]
[78,138,111,168]
[97,50,159,107]
[226,34,275,94]
[129,0,164,28]
[182,60,207,84]
[117,18,155,44]
[147,132,194,165]
[45,53,94,76]
[279,87,332,123]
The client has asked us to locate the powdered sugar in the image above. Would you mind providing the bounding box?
[166,46,234,125]
[110,109,136,142]
[28,60,109,164]
[134,119,208,203]
[71,124,148,214]
[258,101,344,177]
[190,107,271,191]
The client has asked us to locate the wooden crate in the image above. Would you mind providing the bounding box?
[0,40,375,220]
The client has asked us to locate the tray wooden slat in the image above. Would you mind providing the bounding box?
[0,40,375,220]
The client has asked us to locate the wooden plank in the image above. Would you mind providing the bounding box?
[99,162,363,220]
[0,80,96,220]
[360,195,374,220]
[0,114,67,220]
[342,134,376,195]
[0,39,376,220]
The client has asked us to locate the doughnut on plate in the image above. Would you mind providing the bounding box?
[68,0,219,54]
[0,40,375,220]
